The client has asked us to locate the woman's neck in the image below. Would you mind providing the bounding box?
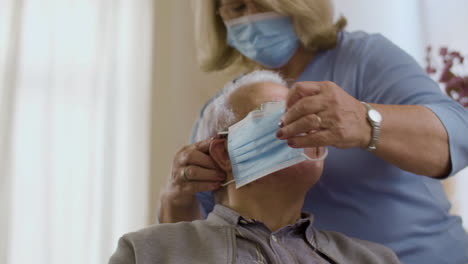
[277,46,315,81]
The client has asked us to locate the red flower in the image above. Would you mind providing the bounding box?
[426,46,468,108]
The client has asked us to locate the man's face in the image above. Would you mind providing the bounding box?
[228,81,288,120]
[227,81,324,188]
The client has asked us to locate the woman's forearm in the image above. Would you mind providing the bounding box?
[277,81,451,178]
[372,104,450,178]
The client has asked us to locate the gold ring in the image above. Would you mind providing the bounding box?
[181,167,190,182]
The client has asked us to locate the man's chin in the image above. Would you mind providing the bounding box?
[249,170,317,187]
[236,161,322,189]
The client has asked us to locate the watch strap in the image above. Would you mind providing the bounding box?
[361,102,381,151]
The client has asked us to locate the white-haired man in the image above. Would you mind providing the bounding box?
[109,71,401,264]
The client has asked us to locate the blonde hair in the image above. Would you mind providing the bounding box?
[192,0,347,72]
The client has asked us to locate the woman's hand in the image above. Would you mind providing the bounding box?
[159,138,226,223]
[277,81,451,178]
[276,81,370,149]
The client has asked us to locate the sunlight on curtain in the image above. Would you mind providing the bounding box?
[0,0,153,263]
[0,0,18,263]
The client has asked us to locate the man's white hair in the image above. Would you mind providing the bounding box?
[193,70,287,142]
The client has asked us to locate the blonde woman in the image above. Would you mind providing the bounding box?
[159,1,468,264]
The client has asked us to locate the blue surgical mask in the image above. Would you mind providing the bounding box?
[225,12,300,69]
[220,101,328,189]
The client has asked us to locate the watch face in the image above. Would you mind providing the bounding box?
[369,109,382,123]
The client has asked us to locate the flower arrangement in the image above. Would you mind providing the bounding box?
[425,46,468,107]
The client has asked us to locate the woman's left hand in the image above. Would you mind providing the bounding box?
[276,81,370,149]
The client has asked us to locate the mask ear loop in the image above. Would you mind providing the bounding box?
[215,131,234,187]
[301,147,328,161]
[221,179,235,187]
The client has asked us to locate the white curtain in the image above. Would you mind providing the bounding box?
[333,0,468,228]
[0,0,153,263]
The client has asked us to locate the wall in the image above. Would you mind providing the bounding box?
[421,0,468,51]
[333,0,425,64]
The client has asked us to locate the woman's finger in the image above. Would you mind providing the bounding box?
[281,95,324,126]
[276,114,323,139]
[286,130,332,148]
[286,82,322,109]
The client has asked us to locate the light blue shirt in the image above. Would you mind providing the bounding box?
[192,31,468,264]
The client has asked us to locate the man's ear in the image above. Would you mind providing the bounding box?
[209,138,231,172]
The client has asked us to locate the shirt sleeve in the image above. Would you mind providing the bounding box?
[359,34,468,176]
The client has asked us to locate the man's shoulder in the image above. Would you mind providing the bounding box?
[315,229,401,264]
[124,219,229,244]
[110,219,235,264]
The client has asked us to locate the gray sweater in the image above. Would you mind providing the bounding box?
[109,211,401,264]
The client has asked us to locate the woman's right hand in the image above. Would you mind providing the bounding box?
[158,138,226,223]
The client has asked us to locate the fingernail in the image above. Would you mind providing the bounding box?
[276,130,284,138]
[287,140,295,147]
[278,121,283,128]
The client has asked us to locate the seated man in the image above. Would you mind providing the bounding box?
[109,71,401,264]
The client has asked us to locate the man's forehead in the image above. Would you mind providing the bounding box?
[229,81,288,117]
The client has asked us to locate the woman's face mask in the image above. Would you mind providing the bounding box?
[224,12,300,69]
[220,101,328,189]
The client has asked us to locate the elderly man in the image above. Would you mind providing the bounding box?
[109,71,401,264]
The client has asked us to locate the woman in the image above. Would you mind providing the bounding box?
[159,0,468,263]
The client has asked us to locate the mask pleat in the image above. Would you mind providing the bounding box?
[226,102,310,189]
[230,133,283,164]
